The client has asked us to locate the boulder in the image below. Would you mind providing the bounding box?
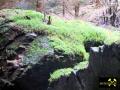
[49,44,120,90]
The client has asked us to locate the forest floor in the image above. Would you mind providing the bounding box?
[54,3,120,31]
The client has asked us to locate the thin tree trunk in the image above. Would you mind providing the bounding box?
[63,0,65,16]
[75,3,80,17]
[36,0,43,12]
[95,0,101,7]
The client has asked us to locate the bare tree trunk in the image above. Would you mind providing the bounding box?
[62,0,65,16]
[36,0,43,12]
[95,0,101,7]
[43,12,46,22]
[101,0,119,27]
[75,3,80,17]
[36,0,46,22]
[110,12,116,26]
[43,0,46,22]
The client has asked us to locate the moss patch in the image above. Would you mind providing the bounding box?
[22,36,51,65]
[49,68,74,82]
[9,9,120,60]
[49,61,88,83]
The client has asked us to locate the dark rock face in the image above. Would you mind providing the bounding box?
[89,44,120,77]
[1,29,120,90]
[49,69,91,90]
[0,18,82,90]
[48,73,82,90]
[2,53,81,90]
[0,36,81,90]
[0,25,23,51]
[84,40,103,52]
[49,44,120,90]
[0,16,120,90]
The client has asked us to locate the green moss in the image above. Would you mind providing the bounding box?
[22,36,51,65]
[7,9,120,61]
[26,37,48,56]
[49,61,89,83]
[74,61,88,71]
[9,10,45,32]
[49,68,74,82]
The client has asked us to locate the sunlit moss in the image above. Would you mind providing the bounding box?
[49,61,89,83]
[6,9,120,61]
[49,68,74,82]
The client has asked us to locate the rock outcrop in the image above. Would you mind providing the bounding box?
[0,16,82,90]
[48,44,120,90]
[0,9,120,90]
[1,26,120,90]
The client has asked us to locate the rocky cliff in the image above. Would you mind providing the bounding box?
[48,44,120,90]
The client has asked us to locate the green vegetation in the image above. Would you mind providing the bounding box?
[2,9,120,82]
[9,9,120,58]
[49,68,74,82]
[9,10,48,33]
[23,36,50,65]
[49,61,88,82]
[74,60,88,71]
[26,37,48,56]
